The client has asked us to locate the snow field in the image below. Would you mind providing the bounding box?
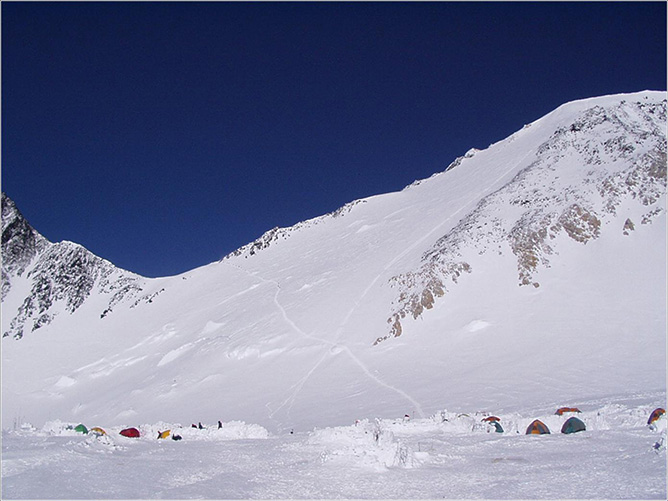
[2,92,665,499]
[3,392,665,499]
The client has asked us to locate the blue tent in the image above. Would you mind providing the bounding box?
[561,416,586,434]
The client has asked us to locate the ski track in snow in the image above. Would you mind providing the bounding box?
[224,263,427,422]
[330,148,539,417]
[277,351,331,422]
[222,150,538,424]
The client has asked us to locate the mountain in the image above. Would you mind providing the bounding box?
[2,91,666,434]
[1,193,151,340]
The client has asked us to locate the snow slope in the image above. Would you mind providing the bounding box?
[2,91,666,442]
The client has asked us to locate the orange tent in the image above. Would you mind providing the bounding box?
[482,416,500,422]
[526,419,550,435]
[555,407,581,415]
[648,408,665,425]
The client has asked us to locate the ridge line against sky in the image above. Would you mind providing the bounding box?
[2,1,666,278]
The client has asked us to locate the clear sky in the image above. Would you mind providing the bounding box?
[2,1,666,278]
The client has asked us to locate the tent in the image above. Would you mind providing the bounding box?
[555,407,581,415]
[74,424,88,434]
[90,427,106,436]
[526,419,550,435]
[648,408,665,425]
[561,416,586,434]
[157,430,171,439]
[120,427,140,438]
[482,416,500,422]
[491,421,504,433]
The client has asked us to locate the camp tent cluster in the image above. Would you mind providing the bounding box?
[525,408,587,435]
[483,406,653,436]
[522,407,588,435]
[523,407,664,435]
[480,416,504,433]
[73,425,183,440]
[480,408,589,436]
[70,424,140,438]
[70,424,106,436]
[67,421,222,441]
[64,408,666,443]
[525,416,585,435]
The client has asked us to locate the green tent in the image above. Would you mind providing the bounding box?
[74,424,88,434]
[560,416,586,434]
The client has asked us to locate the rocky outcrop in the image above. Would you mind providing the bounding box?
[223,199,368,260]
[1,193,49,300]
[381,97,666,343]
[1,193,146,339]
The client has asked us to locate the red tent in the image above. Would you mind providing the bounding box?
[120,427,140,438]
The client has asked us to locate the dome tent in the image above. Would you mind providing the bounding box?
[490,421,504,433]
[74,424,88,434]
[648,408,665,425]
[555,407,581,415]
[525,419,550,435]
[561,416,586,434]
[120,427,140,438]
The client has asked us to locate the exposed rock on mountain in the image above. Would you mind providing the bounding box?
[381,97,666,343]
[1,193,49,300]
[1,92,665,433]
[223,199,368,260]
[1,193,145,339]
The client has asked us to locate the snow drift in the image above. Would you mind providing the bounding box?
[2,393,665,499]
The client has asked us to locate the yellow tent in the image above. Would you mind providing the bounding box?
[157,430,171,439]
[90,427,106,435]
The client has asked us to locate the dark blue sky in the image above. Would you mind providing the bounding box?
[3,2,666,277]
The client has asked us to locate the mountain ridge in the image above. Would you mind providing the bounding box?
[2,90,665,433]
[1,192,147,339]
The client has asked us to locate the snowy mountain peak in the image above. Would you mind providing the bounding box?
[380,93,666,343]
[1,193,146,339]
[1,193,49,290]
[2,92,665,439]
